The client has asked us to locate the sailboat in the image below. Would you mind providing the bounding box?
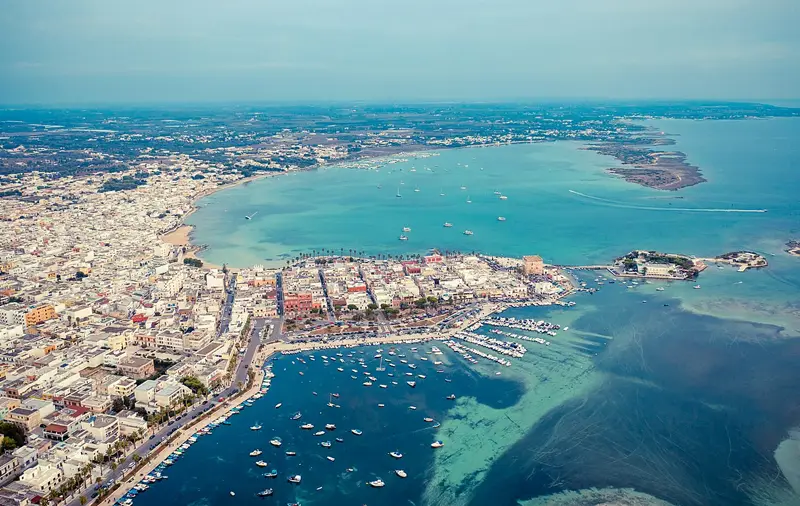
[327,394,336,408]
[466,195,472,203]
[396,187,402,198]
[376,356,385,372]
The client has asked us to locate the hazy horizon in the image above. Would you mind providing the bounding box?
[1,0,798,105]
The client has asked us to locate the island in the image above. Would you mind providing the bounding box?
[786,240,800,257]
[586,140,706,191]
[710,251,769,271]
[611,250,705,279]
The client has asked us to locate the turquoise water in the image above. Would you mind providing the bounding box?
[159,118,800,505]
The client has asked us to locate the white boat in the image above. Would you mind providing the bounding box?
[431,440,444,448]
[408,405,417,410]
[463,230,473,236]
[694,285,701,289]
[493,190,501,195]
[656,287,665,291]
[288,475,302,484]
[351,429,363,435]
[269,438,282,447]
[327,456,336,462]
[301,423,314,430]
[369,479,386,488]
[230,491,235,496]
[379,384,387,389]
[402,227,411,232]
[443,222,453,228]
[396,187,402,198]
[395,469,408,478]
[314,431,325,436]
[378,403,385,408]
[275,403,282,409]
[291,412,302,420]
[285,451,296,456]
[249,449,263,457]
[414,188,420,192]
[497,216,506,221]
[399,235,408,241]
[389,451,403,459]
[363,381,373,386]
[320,441,332,448]
[466,196,472,203]
[250,425,262,431]
[446,394,456,400]
[407,381,416,387]
[499,195,508,200]
[325,424,336,430]
[255,460,268,467]
[423,417,434,422]
[460,185,467,190]
[257,489,273,497]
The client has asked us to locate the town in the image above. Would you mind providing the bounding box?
[0,160,571,505]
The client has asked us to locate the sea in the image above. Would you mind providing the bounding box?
[135,118,800,506]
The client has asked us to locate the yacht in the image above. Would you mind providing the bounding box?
[446,394,456,400]
[407,381,416,388]
[250,425,262,431]
[255,460,268,467]
[274,403,282,409]
[351,429,363,436]
[395,469,408,478]
[402,226,411,232]
[431,441,444,448]
[301,423,314,430]
[320,441,332,448]
[409,405,417,410]
[423,417,434,422]
[369,479,386,488]
[399,235,408,241]
[363,381,373,386]
[291,412,302,420]
[463,230,473,236]
[379,384,388,389]
[257,489,274,497]
[378,403,385,408]
[499,195,508,200]
[249,449,263,457]
[325,424,336,430]
[656,287,665,291]
[269,438,282,447]
[327,456,336,462]
[314,430,326,436]
[264,470,278,478]
[443,222,453,228]
[497,216,506,222]
[431,346,442,354]
[288,475,302,484]
[389,451,403,459]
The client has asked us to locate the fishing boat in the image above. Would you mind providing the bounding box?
[264,470,278,478]
[446,394,456,400]
[255,460,268,467]
[320,441,332,448]
[443,222,453,228]
[325,424,336,430]
[423,417,434,422]
[463,230,473,236]
[288,475,302,484]
[389,451,403,459]
[431,441,444,448]
[257,489,273,497]
[656,287,665,291]
[249,449,263,457]
[402,227,411,232]
[396,469,408,478]
[398,235,408,241]
[291,412,302,420]
[285,451,297,456]
[369,479,386,488]
[499,194,508,200]
[250,425,262,431]
[363,381,373,386]
[269,438,282,447]
[407,381,416,388]
[335,437,344,443]
[351,429,363,435]
[301,423,314,430]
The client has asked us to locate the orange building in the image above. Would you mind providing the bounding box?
[25,304,56,326]
[522,255,544,276]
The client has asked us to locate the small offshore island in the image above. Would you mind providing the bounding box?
[612,249,768,280]
[786,240,800,257]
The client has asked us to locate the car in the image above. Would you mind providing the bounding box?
[149,435,155,440]
[202,400,208,405]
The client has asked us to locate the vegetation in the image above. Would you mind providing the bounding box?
[183,257,203,268]
[180,376,209,396]
[0,421,25,449]
[98,175,146,193]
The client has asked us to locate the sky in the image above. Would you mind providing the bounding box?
[1,0,798,105]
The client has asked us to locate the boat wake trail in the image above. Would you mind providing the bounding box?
[568,190,767,213]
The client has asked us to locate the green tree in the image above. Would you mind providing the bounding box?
[80,496,88,505]
[180,376,209,396]
[367,303,378,310]
[347,304,357,310]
